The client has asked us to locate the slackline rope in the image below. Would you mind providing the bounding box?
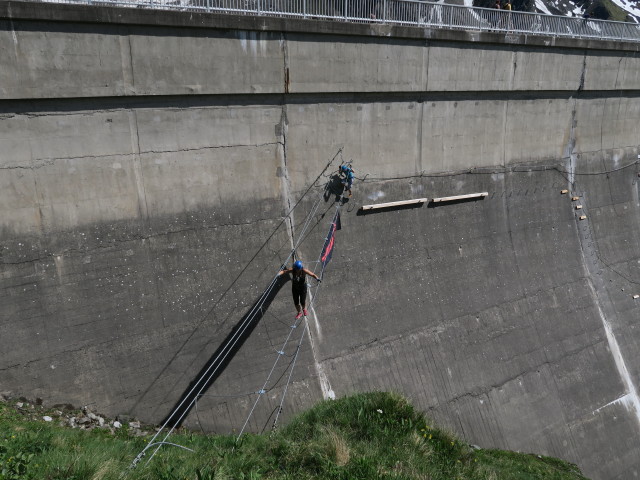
[127,155,341,472]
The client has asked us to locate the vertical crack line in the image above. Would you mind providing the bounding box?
[29,142,46,238]
[127,109,163,328]
[600,98,606,157]
[416,100,424,174]
[500,99,509,169]
[613,54,624,91]
[127,33,136,91]
[578,51,586,92]
[510,48,517,90]
[280,112,295,251]
[422,39,429,96]
[567,51,585,189]
[119,29,136,95]
[128,111,150,225]
[279,33,295,252]
[564,101,577,189]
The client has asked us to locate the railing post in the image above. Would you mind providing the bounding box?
[303,0,306,19]
[383,0,386,23]
[344,0,347,21]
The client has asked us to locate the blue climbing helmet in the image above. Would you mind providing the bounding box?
[340,165,349,173]
[293,260,303,270]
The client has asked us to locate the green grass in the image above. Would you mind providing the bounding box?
[0,392,590,480]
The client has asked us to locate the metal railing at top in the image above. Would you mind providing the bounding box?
[32,0,640,43]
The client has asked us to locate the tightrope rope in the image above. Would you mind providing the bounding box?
[146,192,324,463]
[127,153,341,471]
[236,200,343,437]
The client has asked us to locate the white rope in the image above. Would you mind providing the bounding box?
[127,153,343,472]
[146,193,326,462]
[238,201,343,437]
[270,316,308,430]
[130,190,329,469]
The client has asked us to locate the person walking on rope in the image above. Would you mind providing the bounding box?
[339,164,355,197]
[278,260,320,319]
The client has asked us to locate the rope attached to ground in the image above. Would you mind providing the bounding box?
[126,152,342,473]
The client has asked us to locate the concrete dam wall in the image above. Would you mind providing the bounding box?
[2,2,640,478]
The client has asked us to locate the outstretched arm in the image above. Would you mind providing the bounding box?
[279,268,292,276]
[303,268,320,280]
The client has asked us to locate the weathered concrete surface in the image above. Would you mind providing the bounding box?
[2,3,640,479]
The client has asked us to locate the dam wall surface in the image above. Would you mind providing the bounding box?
[2,2,640,478]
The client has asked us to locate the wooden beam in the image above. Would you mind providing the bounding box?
[360,198,429,211]
[431,192,488,203]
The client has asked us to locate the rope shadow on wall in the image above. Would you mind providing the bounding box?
[161,274,288,428]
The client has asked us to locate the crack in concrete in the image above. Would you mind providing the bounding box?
[613,54,624,91]
[0,143,282,171]
[1,217,275,265]
[319,277,593,364]
[143,142,281,154]
[439,339,604,407]
[0,159,56,170]
[578,52,586,92]
[0,364,21,372]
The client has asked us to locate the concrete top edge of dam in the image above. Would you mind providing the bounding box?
[2,0,640,53]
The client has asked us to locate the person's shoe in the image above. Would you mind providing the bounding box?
[303,308,308,316]
[295,312,303,319]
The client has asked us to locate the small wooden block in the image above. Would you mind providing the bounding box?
[571,196,580,201]
[633,294,640,299]
[575,205,583,210]
[579,215,587,220]
[560,189,569,194]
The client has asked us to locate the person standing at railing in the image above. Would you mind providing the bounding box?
[490,0,501,31]
[503,1,512,29]
[580,11,591,35]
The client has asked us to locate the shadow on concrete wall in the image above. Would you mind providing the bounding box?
[162,275,288,428]
[324,174,347,203]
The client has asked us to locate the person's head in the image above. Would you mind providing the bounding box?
[340,165,349,173]
[293,260,303,271]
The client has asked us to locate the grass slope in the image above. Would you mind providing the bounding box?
[0,392,589,480]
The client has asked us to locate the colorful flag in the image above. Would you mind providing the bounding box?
[320,212,341,268]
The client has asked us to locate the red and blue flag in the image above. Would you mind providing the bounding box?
[320,212,341,268]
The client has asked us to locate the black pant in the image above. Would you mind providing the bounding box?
[292,284,307,307]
